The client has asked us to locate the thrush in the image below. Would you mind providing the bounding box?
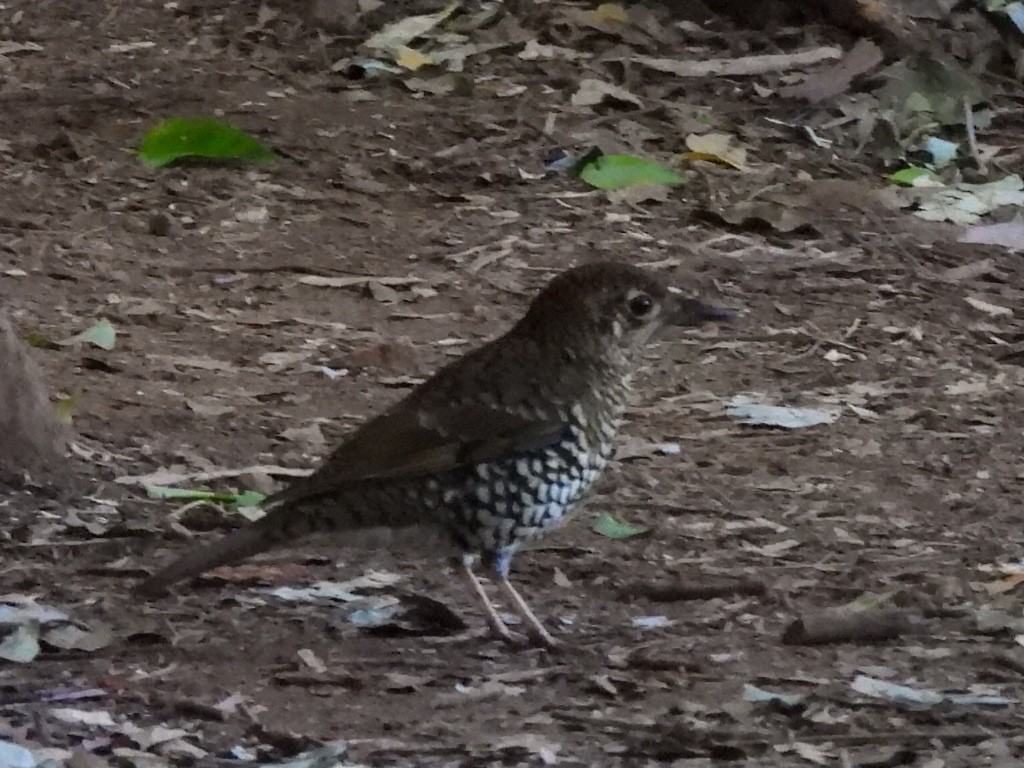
[136,262,733,647]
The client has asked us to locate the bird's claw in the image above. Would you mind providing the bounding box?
[524,626,560,650]
[488,622,559,649]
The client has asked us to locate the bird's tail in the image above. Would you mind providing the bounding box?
[134,503,318,596]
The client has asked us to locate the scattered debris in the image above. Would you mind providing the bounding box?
[726,396,840,429]
[850,675,1013,707]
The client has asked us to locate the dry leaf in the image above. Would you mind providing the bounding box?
[571,79,642,109]
[779,38,883,102]
[298,275,423,289]
[965,296,1012,317]
[959,221,1024,250]
[683,132,748,169]
[186,398,236,418]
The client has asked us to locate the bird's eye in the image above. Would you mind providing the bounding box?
[628,293,654,317]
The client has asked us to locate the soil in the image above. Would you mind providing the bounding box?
[3,1,1024,766]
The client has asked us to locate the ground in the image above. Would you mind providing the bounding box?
[3,0,1024,766]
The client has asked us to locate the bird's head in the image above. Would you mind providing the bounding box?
[518,262,734,362]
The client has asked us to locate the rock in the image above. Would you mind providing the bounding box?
[0,311,70,483]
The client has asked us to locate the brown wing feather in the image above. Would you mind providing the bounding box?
[267,401,567,507]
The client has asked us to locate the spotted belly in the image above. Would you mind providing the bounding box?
[441,440,611,553]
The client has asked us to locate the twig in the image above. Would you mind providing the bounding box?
[629,46,843,78]
[964,96,987,175]
[782,608,920,645]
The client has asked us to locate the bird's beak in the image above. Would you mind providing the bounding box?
[668,295,736,327]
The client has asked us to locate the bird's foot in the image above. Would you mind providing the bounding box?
[484,617,559,649]
[481,612,560,649]
[523,623,560,649]
[483,618,529,647]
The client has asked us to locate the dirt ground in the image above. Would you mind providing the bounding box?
[3,1,1024,766]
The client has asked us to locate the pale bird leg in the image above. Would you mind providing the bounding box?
[496,577,558,648]
[458,557,518,644]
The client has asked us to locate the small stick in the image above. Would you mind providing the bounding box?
[782,608,919,645]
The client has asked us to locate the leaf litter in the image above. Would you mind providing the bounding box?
[8,0,1024,765]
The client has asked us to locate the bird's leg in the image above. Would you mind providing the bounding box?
[456,554,520,644]
[492,550,559,648]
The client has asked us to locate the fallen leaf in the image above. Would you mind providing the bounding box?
[727,396,840,429]
[888,166,941,186]
[297,648,327,673]
[851,675,1011,707]
[138,118,274,167]
[41,621,114,652]
[778,38,882,102]
[592,513,649,539]
[0,742,37,768]
[572,153,682,190]
[983,573,1024,595]
[57,318,116,351]
[571,79,642,109]
[280,423,326,448]
[518,40,590,61]
[778,742,831,765]
[49,708,117,727]
[743,683,806,706]
[0,622,40,663]
[145,485,266,507]
[186,397,236,418]
[921,135,959,167]
[394,45,435,70]
[959,221,1024,250]
[683,132,748,169]
[965,296,1012,317]
[590,2,629,24]
[363,3,458,54]
[713,200,816,233]
[902,175,1024,225]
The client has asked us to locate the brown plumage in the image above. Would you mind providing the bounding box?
[136,262,733,646]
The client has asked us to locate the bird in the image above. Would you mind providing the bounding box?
[136,262,733,647]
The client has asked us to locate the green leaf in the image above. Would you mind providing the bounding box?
[888,166,938,186]
[53,394,78,425]
[573,153,683,190]
[592,513,649,539]
[234,491,268,507]
[146,485,267,507]
[71,318,116,350]
[27,320,116,351]
[138,117,275,168]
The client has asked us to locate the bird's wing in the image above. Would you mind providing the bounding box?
[267,402,568,507]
